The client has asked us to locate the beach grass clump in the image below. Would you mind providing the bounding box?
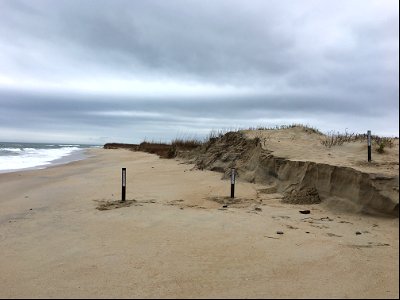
[375,137,394,154]
[171,138,203,150]
[376,142,386,154]
[275,123,323,135]
[136,136,204,158]
[206,128,239,142]
[138,141,172,158]
[245,123,323,135]
[321,130,397,149]
[321,130,356,147]
[169,138,203,158]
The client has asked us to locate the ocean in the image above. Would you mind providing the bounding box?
[0,142,100,173]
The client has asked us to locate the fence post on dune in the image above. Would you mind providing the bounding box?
[230,168,236,198]
[121,168,126,202]
[367,130,371,162]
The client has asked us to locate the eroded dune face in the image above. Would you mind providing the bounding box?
[243,126,399,177]
[186,128,399,217]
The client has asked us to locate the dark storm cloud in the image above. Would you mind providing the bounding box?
[0,0,398,143]
[0,0,298,83]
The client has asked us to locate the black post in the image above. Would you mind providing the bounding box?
[367,130,371,162]
[230,168,235,198]
[121,168,126,202]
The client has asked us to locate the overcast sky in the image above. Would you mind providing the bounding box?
[0,0,398,144]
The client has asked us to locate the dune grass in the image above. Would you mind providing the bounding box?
[105,124,397,158]
[320,130,396,151]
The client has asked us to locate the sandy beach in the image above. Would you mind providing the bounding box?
[0,148,398,298]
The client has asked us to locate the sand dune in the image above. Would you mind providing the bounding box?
[187,128,399,217]
[244,127,399,176]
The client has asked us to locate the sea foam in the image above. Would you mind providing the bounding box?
[0,145,82,172]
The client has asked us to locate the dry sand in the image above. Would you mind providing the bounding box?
[0,148,398,298]
[244,127,399,176]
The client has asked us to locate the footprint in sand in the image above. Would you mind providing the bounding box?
[286,225,298,230]
[326,232,342,237]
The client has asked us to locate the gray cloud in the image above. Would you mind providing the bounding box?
[1,87,396,143]
[0,0,298,82]
[0,0,398,143]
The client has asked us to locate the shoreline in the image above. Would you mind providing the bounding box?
[0,148,398,298]
[0,147,96,174]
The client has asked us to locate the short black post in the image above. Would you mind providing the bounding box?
[230,168,236,198]
[367,130,371,162]
[121,168,126,202]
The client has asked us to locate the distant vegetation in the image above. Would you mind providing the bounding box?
[104,138,204,159]
[104,124,397,158]
[320,130,395,153]
[249,123,323,135]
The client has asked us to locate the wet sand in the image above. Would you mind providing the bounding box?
[0,148,398,298]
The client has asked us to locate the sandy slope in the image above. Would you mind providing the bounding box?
[243,127,399,176]
[0,149,398,298]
